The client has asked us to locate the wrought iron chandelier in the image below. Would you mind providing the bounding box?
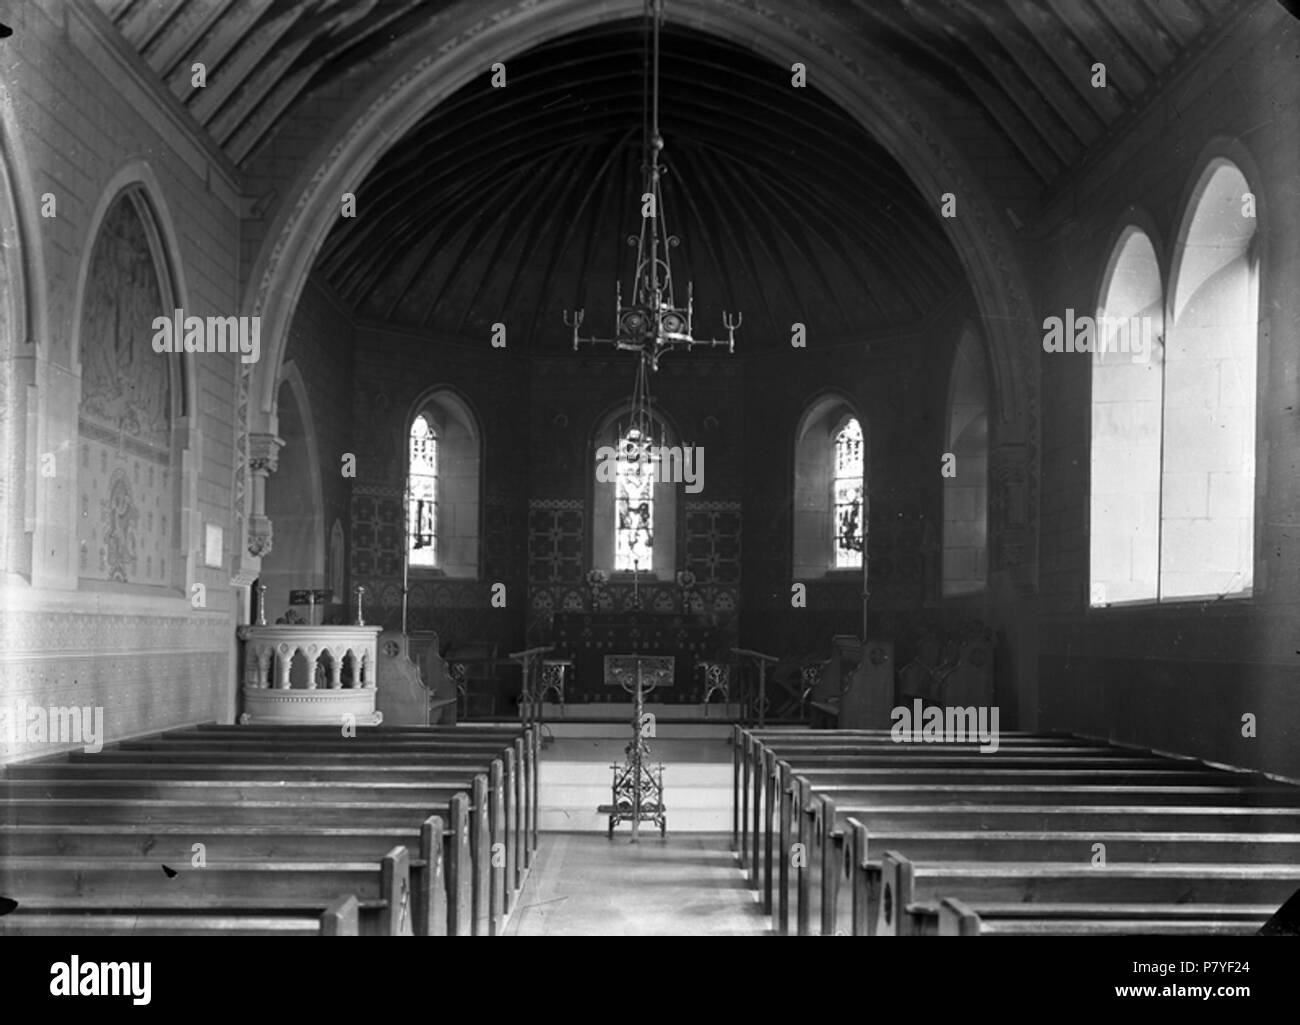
[563,0,741,373]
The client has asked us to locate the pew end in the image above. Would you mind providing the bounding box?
[937,897,982,936]
[877,850,918,937]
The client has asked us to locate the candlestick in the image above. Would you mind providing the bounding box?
[354,585,367,626]
[257,583,267,626]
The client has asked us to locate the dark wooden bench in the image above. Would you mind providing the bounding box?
[1,774,493,935]
[0,812,459,937]
[769,762,1283,934]
[0,895,361,937]
[734,727,1300,938]
[130,725,538,872]
[789,776,1300,935]
[0,847,413,936]
[935,897,1274,936]
[735,727,1129,867]
[879,851,1300,936]
[74,725,533,929]
[823,812,1300,937]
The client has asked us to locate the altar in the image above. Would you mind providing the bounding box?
[550,612,726,703]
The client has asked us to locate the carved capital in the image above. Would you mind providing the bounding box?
[248,433,285,476]
[247,514,274,557]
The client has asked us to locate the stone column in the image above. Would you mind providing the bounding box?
[247,432,285,557]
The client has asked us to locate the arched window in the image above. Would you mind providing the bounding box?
[1089,160,1259,606]
[76,188,182,588]
[614,426,655,572]
[832,418,864,569]
[406,391,480,577]
[592,408,678,577]
[943,330,989,596]
[1090,227,1163,606]
[408,414,438,567]
[1163,160,1257,600]
[793,397,866,578]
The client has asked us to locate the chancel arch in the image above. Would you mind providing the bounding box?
[241,0,1037,543]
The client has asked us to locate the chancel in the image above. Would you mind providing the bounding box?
[2,0,1299,946]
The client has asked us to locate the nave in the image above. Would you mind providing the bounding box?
[4,713,1299,938]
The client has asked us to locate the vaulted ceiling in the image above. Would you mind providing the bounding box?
[96,0,1246,177]
[315,21,960,346]
[94,0,1250,346]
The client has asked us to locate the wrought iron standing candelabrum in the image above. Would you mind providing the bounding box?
[599,655,671,841]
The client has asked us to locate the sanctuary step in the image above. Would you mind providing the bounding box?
[537,733,734,833]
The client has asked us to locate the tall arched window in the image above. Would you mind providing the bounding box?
[793,396,866,578]
[614,426,655,572]
[408,414,438,567]
[592,408,677,577]
[77,188,183,588]
[1090,227,1163,606]
[832,418,864,569]
[406,391,480,577]
[1089,160,1259,606]
[1163,160,1258,600]
[943,330,989,596]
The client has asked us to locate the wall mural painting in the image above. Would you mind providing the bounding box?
[77,193,175,587]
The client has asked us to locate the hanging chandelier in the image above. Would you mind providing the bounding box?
[563,0,741,373]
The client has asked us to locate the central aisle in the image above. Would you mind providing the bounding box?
[504,832,769,936]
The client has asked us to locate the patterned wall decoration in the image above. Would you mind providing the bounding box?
[683,500,741,586]
[349,483,403,580]
[524,499,742,686]
[527,498,583,584]
[77,192,176,587]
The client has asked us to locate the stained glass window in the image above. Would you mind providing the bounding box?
[614,427,654,571]
[833,418,864,569]
[408,414,438,567]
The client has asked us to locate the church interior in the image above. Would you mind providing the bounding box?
[1,0,1299,941]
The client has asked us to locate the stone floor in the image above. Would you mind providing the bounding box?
[505,832,770,936]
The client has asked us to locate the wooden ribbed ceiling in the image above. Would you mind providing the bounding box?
[315,21,960,345]
[93,0,1249,344]
[95,0,1244,177]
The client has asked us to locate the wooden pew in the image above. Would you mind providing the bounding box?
[824,812,1300,937]
[733,727,1117,864]
[878,851,1300,936]
[0,812,457,938]
[0,895,362,937]
[1,773,495,935]
[1,799,476,935]
[0,847,413,936]
[102,728,531,924]
[935,897,1274,936]
[62,744,531,901]
[760,749,1265,932]
[786,774,1300,935]
[745,726,1298,937]
[134,724,539,872]
[2,723,530,937]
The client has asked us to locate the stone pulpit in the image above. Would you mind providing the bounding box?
[237,624,384,725]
